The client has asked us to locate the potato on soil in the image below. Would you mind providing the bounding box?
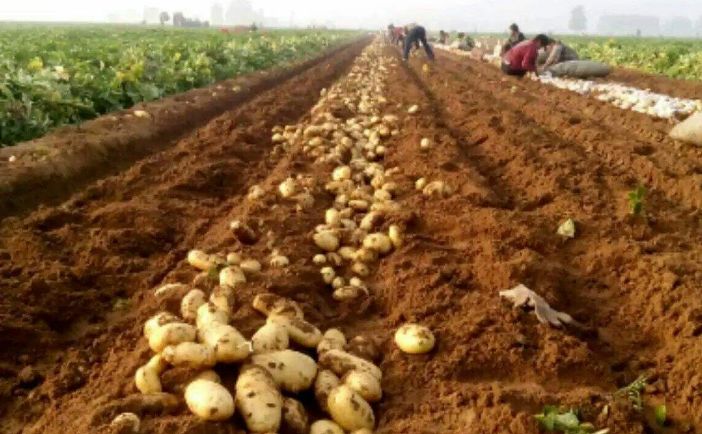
[187,250,216,271]
[134,365,162,394]
[362,233,392,254]
[310,419,345,434]
[153,282,189,299]
[148,322,197,353]
[267,314,322,348]
[198,323,250,363]
[184,379,235,421]
[345,335,381,363]
[314,369,340,412]
[319,349,382,380]
[333,285,369,301]
[209,285,235,314]
[317,328,347,354]
[163,342,216,369]
[219,265,246,288]
[394,323,435,354]
[327,385,375,431]
[181,289,206,321]
[110,412,140,434]
[235,365,283,433]
[252,293,304,318]
[240,258,262,274]
[314,230,340,252]
[343,370,382,402]
[143,312,179,339]
[282,397,309,434]
[251,350,318,392]
[196,302,229,329]
[251,322,290,354]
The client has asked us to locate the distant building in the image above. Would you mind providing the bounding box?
[143,7,160,24]
[211,3,224,26]
[597,15,659,36]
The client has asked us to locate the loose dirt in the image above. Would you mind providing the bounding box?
[1,39,702,434]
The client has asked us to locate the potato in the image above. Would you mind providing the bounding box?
[332,166,352,181]
[270,254,290,268]
[235,365,283,433]
[209,285,235,314]
[196,302,229,329]
[154,282,189,299]
[325,208,341,227]
[394,323,435,354]
[226,252,242,265]
[326,252,343,267]
[135,365,162,394]
[251,323,289,354]
[282,397,309,434]
[314,231,340,252]
[146,354,168,374]
[148,322,197,353]
[310,420,345,434]
[321,267,336,284]
[315,370,341,412]
[195,370,221,383]
[240,259,262,274]
[267,314,322,348]
[219,266,246,288]
[198,323,250,363]
[187,250,216,271]
[163,342,216,369]
[181,289,207,321]
[318,349,382,380]
[143,312,179,339]
[251,350,318,392]
[351,429,374,434]
[351,262,370,277]
[420,137,432,151]
[348,200,369,211]
[343,370,382,402]
[317,329,347,354]
[332,276,346,289]
[252,293,304,318]
[346,336,381,363]
[313,254,327,265]
[185,379,235,421]
[423,180,452,198]
[338,246,356,261]
[407,104,419,114]
[279,178,297,198]
[327,385,375,431]
[333,286,368,301]
[415,177,427,190]
[355,248,378,264]
[362,233,392,254]
[110,412,140,434]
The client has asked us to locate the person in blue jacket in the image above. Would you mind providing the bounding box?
[402,24,435,61]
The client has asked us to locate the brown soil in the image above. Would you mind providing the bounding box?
[2,40,702,434]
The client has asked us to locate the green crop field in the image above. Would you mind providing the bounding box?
[0,24,356,147]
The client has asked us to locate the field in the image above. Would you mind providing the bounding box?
[0,25,355,146]
[2,31,702,434]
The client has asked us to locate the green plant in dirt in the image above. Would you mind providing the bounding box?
[614,375,647,411]
[627,185,646,216]
[535,406,610,434]
[207,263,226,281]
[654,404,667,426]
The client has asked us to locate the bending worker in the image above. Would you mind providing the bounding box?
[539,39,579,71]
[403,23,435,61]
[501,34,550,76]
[501,23,526,54]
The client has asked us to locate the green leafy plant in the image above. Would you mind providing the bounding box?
[535,406,609,434]
[628,185,646,216]
[654,404,667,426]
[614,375,647,411]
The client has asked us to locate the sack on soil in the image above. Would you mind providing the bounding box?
[670,111,702,146]
[547,60,611,78]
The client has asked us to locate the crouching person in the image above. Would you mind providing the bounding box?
[501,34,550,76]
[403,24,435,61]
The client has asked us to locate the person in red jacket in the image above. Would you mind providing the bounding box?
[501,34,550,76]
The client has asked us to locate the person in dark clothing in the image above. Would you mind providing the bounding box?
[501,23,526,54]
[403,24,435,61]
[501,34,550,77]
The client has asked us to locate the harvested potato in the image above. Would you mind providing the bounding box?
[251,350,318,392]
[187,250,215,271]
[318,349,382,380]
[226,252,242,265]
[419,137,432,151]
[267,314,322,348]
[135,365,162,394]
[251,323,289,354]
[346,336,381,363]
[282,397,309,434]
[240,259,262,274]
[343,370,382,402]
[351,429,374,434]
[252,293,304,318]
[219,266,246,288]
[332,166,352,181]
[355,248,378,264]
[315,370,341,412]
[325,208,341,227]
[184,379,235,421]
[423,180,452,198]
[310,420,345,434]
[195,370,221,383]
[143,312,179,339]
[415,177,427,190]
[196,303,229,329]
[339,246,356,261]
[270,254,290,268]
[154,283,188,299]
[407,105,419,114]
[333,286,368,301]
[198,323,250,363]
[327,385,375,431]
[110,412,140,434]
[362,233,392,254]
[163,342,216,369]
[394,323,435,354]
[317,329,347,354]
[235,365,283,433]
[321,267,336,284]
[148,322,197,353]
[313,254,327,265]
[331,276,346,289]
[388,225,403,248]
[279,178,297,198]
[314,231,340,252]
[209,285,235,314]
[326,252,343,267]
[181,289,206,321]
[351,262,370,277]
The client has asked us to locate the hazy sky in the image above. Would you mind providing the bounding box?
[2,0,702,32]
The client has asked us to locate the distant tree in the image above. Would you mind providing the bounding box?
[173,12,185,27]
[159,11,170,25]
[569,6,587,33]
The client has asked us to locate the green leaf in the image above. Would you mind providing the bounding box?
[654,404,667,426]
